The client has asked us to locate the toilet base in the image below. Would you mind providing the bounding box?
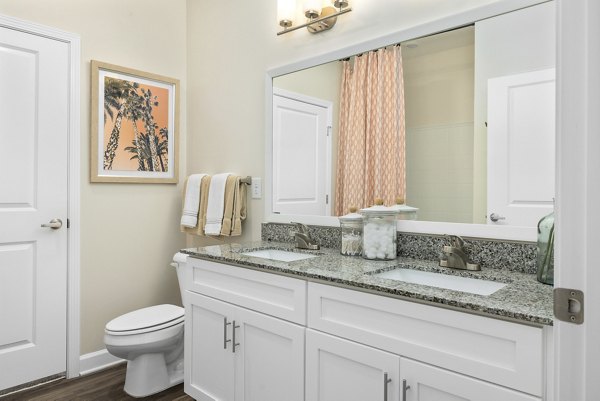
[123,353,184,398]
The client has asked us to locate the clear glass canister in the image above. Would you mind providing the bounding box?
[339,207,363,256]
[536,211,554,285]
[360,203,399,260]
[389,202,419,221]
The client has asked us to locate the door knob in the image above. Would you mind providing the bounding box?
[489,213,506,223]
[41,218,63,229]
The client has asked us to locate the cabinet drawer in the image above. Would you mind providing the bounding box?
[308,282,544,397]
[186,258,307,324]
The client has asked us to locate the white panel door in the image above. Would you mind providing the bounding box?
[185,292,235,401]
[273,89,331,216]
[234,305,304,401]
[401,358,539,401]
[487,68,555,226]
[0,25,69,391]
[306,329,400,401]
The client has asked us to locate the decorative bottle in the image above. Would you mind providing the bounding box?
[536,211,554,285]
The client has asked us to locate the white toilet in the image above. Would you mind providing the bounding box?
[104,255,187,397]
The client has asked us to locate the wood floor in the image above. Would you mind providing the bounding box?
[0,364,194,401]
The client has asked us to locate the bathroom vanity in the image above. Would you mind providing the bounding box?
[177,243,553,401]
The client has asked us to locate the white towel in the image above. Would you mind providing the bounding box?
[180,174,206,228]
[204,173,231,235]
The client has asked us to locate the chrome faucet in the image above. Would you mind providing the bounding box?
[439,235,480,271]
[290,222,320,250]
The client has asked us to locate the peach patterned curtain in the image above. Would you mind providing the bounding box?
[334,45,406,215]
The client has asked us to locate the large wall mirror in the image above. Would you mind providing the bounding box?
[266,1,555,241]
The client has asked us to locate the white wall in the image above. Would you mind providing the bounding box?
[0,0,187,354]
[473,1,556,223]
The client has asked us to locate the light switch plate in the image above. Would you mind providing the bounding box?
[251,177,262,199]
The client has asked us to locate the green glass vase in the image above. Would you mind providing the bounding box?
[536,212,554,285]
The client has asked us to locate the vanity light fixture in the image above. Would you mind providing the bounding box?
[277,0,352,36]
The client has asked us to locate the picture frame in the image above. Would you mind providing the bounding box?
[90,60,179,183]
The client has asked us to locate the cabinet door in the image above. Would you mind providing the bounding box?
[234,306,305,401]
[401,358,540,401]
[306,329,400,401]
[185,292,236,401]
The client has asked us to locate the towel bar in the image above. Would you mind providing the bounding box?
[240,176,252,185]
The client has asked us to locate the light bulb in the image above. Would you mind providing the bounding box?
[303,0,322,18]
[330,0,349,9]
[278,0,296,27]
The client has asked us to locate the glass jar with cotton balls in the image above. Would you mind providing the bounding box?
[360,200,400,260]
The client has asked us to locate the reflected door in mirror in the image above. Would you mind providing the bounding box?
[273,89,332,215]
[487,68,555,227]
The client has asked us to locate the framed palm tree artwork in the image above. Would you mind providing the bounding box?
[90,60,179,183]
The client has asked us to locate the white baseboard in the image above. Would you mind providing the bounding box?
[79,349,124,376]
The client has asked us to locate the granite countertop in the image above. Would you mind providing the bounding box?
[181,241,554,326]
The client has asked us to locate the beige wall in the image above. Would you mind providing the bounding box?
[404,44,474,128]
[403,33,475,223]
[0,0,187,354]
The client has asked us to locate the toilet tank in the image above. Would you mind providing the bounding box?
[171,252,189,306]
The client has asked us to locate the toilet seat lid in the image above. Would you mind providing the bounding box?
[106,304,184,333]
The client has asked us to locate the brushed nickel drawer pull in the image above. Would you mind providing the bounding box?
[383,372,392,401]
[402,379,411,401]
[232,320,240,353]
[223,317,231,349]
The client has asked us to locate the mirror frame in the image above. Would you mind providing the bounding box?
[265,0,550,242]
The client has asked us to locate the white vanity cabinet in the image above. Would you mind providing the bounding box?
[181,257,551,401]
[183,258,306,401]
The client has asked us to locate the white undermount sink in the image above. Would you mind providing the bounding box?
[241,248,318,262]
[374,268,507,296]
